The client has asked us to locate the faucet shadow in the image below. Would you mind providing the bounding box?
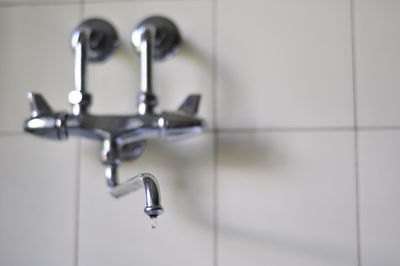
[216,134,354,264]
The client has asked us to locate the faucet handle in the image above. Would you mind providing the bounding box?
[178,95,201,115]
[24,92,69,140]
[27,92,53,117]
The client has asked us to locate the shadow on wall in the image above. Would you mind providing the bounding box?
[179,40,210,70]
[131,132,281,235]
[149,40,212,228]
[157,37,213,126]
[212,37,354,262]
[217,134,286,170]
[217,134,354,264]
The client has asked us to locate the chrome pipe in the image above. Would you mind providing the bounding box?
[74,33,87,97]
[136,27,157,115]
[69,30,91,116]
[140,29,153,97]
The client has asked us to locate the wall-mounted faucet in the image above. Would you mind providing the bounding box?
[24,17,204,226]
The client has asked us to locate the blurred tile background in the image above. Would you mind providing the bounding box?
[0,0,399,265]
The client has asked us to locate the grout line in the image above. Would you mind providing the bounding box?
[350,0,362,265]
[210,0,217,131]
[0,1,80,7]
[207,126,400,134]
[212,131,219,266]
[358,125,400,131]
[211,0,218,265]
[0,0,206,7]
[80,0,84,19]
[73,138,82,266]
[212,130,219,266]
[2,126,400,139]
[1,125,399,139]
[213,126,355,133]
[83,0,207,4]
[353,128,362,266]
[73,7,84,266]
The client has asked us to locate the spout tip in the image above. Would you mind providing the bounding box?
[144,205,164,217]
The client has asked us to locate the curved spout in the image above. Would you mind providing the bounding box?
[105,164,164,218]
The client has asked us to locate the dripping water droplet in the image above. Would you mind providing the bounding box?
[150,216,158,229]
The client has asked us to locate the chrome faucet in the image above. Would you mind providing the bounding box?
[23,17,204,224]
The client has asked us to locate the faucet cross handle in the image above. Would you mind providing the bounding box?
[27,92,54,117]
[178,95,201,115]
[25,92,69,139]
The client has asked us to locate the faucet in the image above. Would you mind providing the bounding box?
[23,17,204,223]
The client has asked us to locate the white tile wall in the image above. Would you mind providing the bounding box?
[355,0,400,127]
[0,5,80,132]
[217,131,357,266]
[216,0,354,129]
[358,131,400,266]
[78,135,213,266]
[0,136,78,266]
[0,0,399,266]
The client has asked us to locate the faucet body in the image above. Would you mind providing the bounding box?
[23,17,203,221]
[24,101,203,147]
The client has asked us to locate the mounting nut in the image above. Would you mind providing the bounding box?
[68,91,92,106]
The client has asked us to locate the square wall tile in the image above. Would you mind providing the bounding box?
[355,0,400,127]
[0,5,80,132]
[358,131,400,266]
[217,0,354,128]
[217,131,357,266]
[0,136,78,266]
[84,2,213,127]
[78,134,213,266]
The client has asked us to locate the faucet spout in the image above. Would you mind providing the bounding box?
[105,163,164,218]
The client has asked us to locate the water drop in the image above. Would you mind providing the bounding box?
[149,216,158,229]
